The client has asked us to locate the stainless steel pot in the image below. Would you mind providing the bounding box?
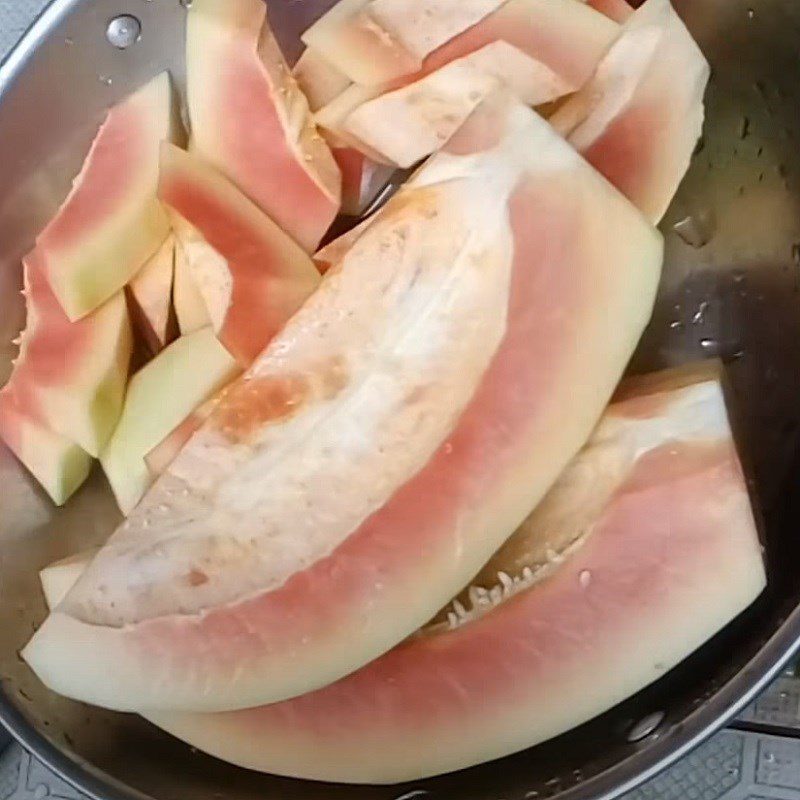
[2,1,800,798]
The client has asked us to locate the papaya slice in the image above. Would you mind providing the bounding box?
[550,0,709,223]
[2,252,132,458]
[343,42,577,168]
[292,48,352,113]
[303,0,506,85]
[186,0,341,253]
[23,94,662,713]
[313,0,618,167]
[100,328,240,516]
[35,72,176,321]
[0,389,92,506]
[126,233,176,355]
[304,0,618,91]
[146,363,765,783]
[159,144,322,367]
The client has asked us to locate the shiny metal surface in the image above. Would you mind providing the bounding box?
[1,1,800,799]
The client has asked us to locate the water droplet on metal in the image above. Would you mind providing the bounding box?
[99,74,113,86]
[733,269,746,284]
[106,15,141,49]
[764,751,776,763]
[627,711,665,742]
[579,570,591,588]
[738,116,750,139]
[64,37,74,46]
[180,0,194,8]
[673,211,716,248]
[700,337,718,353]
[669,320,684,331]
[747,7,755,18]
[691,300,709,325]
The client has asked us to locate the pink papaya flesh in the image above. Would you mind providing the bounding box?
[2,252,132,458]
[23,94,663,713]
[35,72,175,321]
[147,362,765,783]
[587,0,633,23]
[126,233,176,355]
[304,0,619,92]
[550,0,709,223]
[186,0,341,253]
[158,143,322,367]
[0,388,92,506]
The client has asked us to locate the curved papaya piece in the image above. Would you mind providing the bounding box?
[146,364,764,783]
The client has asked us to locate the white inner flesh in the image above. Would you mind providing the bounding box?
[62,109,563,627]
[367,0,507,60]
[346,60,501,168]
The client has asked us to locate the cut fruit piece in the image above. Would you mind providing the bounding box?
[302,0,419,86]
[126,233,176,354]
[3,251,132,457]
[0,389,92,506]
[35,72,175,320]
[147,363,765,783]
[332,147,397,216]
[369,0,508,61]
[172,219,212,334]
[304,0,618,91]
[159,144,322,367]
[303,0,506,85]
[100,328,240,516]
[586,0,633,23]
[549,0,709,223]
[187,0,341,253]
[40,551,97,610]
[343,41,576,168]
[293,48,352,112]
[345,58,500,168]
[24,94,663,713]
[145,398,218,478]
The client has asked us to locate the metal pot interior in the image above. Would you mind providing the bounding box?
[1,1,800,799]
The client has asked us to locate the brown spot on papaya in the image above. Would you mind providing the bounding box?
[320,355,349,399]
[187,569,209,587]
[213,374,309,442]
